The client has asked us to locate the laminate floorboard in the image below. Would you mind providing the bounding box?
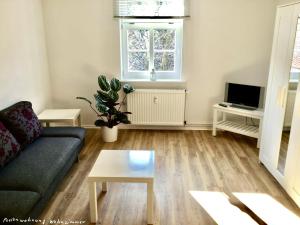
[39,129,300,225]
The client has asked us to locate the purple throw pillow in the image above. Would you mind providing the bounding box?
[0,122,21,167]
[0,101,43,148]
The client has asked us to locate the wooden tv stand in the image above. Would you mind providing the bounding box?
[212,103,264,148]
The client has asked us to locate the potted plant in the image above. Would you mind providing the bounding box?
[77,75,134,142]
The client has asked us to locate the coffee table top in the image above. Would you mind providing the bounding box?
[88,150,155,182]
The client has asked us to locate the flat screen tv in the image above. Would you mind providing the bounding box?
[225,83,264,109]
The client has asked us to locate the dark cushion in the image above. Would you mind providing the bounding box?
[0,137,81,195]
[0,122,21,167]
[0,190,40,219]
[0,101,43,148]
[41,127,86,141]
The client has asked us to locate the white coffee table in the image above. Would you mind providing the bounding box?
[38,109,81,127]
[88,150,155,224]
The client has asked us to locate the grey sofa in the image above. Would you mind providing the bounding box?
[0,126,85,224]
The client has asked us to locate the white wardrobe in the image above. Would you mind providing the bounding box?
[260,2,300,207]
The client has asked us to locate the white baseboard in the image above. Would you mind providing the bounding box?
[82,123,212,131]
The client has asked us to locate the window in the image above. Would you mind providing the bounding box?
[120,20,183,81]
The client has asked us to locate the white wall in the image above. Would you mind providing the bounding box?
[42,0,276,126]
[0,0,52,113]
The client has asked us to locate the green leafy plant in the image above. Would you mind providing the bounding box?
[77,75,135,128]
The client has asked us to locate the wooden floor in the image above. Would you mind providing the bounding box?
[40,129,300,225]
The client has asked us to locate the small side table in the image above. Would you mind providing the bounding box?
[88,150,155,224]
[38,109,81,127]
[212,103,264,148]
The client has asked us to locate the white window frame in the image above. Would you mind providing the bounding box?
[120,19,183,81]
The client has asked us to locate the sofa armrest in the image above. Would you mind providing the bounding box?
[41,127,86,141]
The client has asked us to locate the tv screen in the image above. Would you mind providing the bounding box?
[225,83,262,108]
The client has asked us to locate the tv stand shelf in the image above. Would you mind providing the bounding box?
[212,103,264,148]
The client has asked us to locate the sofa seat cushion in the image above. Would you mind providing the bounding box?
[0,190,40,219]
[0,137,81,195]
[41,127,86,141]
[0,101,43,148]
[0,122,21,167]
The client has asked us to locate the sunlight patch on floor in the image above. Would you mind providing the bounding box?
[233,192,300,225]
[189,191,258,225]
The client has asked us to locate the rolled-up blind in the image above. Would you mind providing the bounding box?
[114,0,190,18]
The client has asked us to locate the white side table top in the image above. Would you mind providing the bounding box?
[38,109,81,121]
[213,103,264,118]
[88,150,155,182]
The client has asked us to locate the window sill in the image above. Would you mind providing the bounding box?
[120,79,187,89]
[121,79,186,83]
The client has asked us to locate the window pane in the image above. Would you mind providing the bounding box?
[128,30,149,50]
[154,52,175,71]
[129,52,149,71]
[154,29,175,50]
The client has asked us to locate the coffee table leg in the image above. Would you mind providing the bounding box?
[102,182,107,192]
[77,114,81,127]
[89,181,98,223]
[147,181,154,224]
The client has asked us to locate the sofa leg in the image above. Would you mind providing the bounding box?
[76,155,80,163]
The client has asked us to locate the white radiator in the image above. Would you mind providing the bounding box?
[127,89,186,126]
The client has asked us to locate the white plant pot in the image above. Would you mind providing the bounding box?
[102,126,118,142]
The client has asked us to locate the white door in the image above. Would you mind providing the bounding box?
[259,5,297,182]
[260,3,300,207]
